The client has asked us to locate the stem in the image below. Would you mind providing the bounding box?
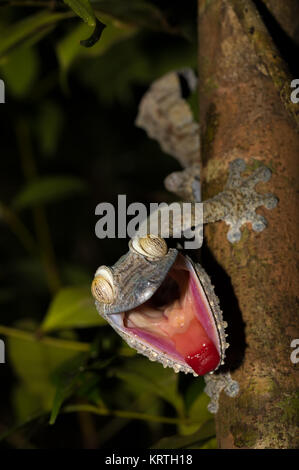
[0,400,200,444]
[0,1,59,7]
[0,325,135,356]
[0,201,37,254]
[15,118,61,294]
[0,324,91,352]
[77,410,98,449]
[33,207,61,293]
[63,404,198,426]
[96,393,159,446]
[0,423,36,449]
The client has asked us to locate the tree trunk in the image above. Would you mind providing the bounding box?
[198,0,299,448]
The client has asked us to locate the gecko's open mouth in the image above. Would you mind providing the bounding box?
[121,254,221,375]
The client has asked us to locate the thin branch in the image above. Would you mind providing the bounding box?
[63,403,199,426]
[15,118,61,294]
[0,1,59,8]
[0,201,37,254]
[0,324,135,356]
[0,324,91,351]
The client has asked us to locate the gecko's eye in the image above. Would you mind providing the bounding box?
[93,252,228,376]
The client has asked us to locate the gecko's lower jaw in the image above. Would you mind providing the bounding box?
[121,254,221,375]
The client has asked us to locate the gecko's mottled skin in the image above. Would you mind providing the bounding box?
[93,70,278,413]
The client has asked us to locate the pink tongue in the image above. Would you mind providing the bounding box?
[171,316,220,375]
[125,293,220,375]
[125,258,220,376]
[163,267,220,375]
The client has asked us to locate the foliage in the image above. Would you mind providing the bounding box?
[0,0,214,449]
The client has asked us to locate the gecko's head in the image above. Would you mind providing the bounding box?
[91,235,229,376]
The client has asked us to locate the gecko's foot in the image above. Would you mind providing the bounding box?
[204,371,239,414]
[164,163,201,202]
[224,158,278,243]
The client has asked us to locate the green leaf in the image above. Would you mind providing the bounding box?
[184,376,205,411]
[42,285,106,332]
[63,0,96,27]
[34,101,64,158]
[193,437,217,449]
[111,357,184,415]
[91,0,170,31]
[151,419,216,449]
[12,384,45,423]
[0,45,39,98]
[8,321,80,417]
[0,11,71,60]
[50,354,109,424]
[49,353,89,424]
[179,378,212,436]
[12,176,87,210]
[179,392,212,436]
[56,19,135,74]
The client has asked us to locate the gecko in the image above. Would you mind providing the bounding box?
[91,69,278,413]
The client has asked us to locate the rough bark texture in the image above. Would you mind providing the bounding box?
[198,0,299,448]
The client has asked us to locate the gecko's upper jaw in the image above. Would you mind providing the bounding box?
[121,254,222,375]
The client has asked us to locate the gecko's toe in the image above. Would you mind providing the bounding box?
[263,193,278,209]
[230,158,246,172]
[224,379,240,397]
[251,165,272,183]
[227,227,242,243]
[252,214,268,232]
[164,164,201,201]
[258,166,272,182]
[226,159,246,188]
[242,166,272,192]
[207,401,218,414]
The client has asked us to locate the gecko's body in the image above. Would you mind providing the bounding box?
[91,70,278,413]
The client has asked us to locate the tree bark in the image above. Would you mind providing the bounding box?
[198,0,299,448]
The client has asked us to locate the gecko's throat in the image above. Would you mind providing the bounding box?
[122,254,221,375]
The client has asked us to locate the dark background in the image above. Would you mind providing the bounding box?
[0,0,218,449]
